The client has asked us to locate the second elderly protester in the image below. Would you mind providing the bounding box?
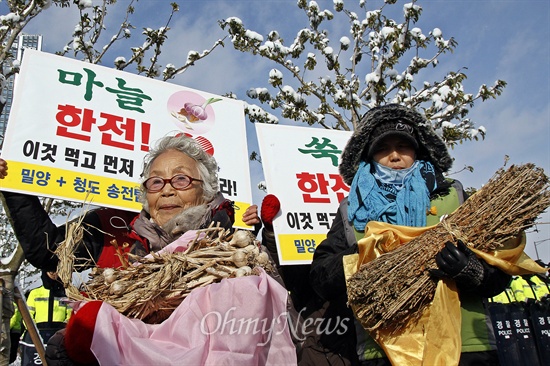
[0,134,297,365]
[309,104,511,366]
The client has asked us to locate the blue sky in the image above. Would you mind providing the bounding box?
[10,0,550,262]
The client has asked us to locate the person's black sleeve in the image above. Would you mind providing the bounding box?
[461,260,512,297]
[261,228,279,266]
[1,191,106,270]
[310,211,358,301]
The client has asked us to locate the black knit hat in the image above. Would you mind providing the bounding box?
[339,104,453,185]
[367,120,419,159]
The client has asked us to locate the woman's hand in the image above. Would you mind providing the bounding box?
[431,240,485,287]
[0,158,8,179]
[242,204,260,226]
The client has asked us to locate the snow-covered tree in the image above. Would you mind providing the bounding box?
[220,0,506,147]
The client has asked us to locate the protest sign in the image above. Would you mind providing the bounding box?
[0,49,253,228]
[256,123,351,264]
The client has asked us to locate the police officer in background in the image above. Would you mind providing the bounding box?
[20,270,72,366]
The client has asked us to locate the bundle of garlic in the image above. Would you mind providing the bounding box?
[57,224,273,324]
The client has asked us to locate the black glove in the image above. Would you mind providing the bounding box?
[431,240,485,287]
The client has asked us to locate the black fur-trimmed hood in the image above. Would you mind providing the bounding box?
[339,104,453,185]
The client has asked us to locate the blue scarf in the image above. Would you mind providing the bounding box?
[348,160,436,231]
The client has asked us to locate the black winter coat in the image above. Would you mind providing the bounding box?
[1,191,135,272]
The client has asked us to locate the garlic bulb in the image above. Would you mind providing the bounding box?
[256,252,270,266]
[235,265,252,277]
[109,279,128,295]
[239,265,252,275]
[242,244,260,255]
[103,268,117,284]
[231,249,248,267]
[229,230,252,248]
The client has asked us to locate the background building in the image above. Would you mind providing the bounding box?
[0,33,42,144]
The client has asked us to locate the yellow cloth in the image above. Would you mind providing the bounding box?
[343,221,545,366]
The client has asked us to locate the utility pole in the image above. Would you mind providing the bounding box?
[533,238,550,262]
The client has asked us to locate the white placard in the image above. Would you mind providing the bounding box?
[0,49,253,228]
[256,123,352,264]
